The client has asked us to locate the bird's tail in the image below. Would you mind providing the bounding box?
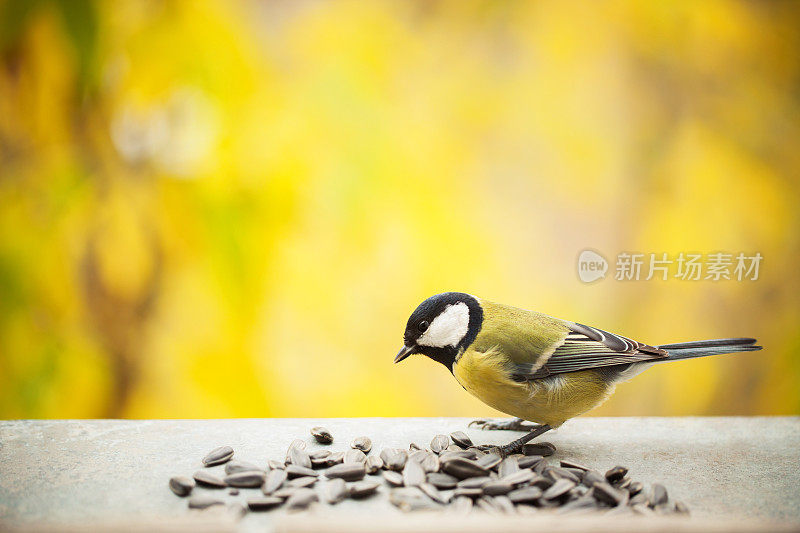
[655,338,762,362]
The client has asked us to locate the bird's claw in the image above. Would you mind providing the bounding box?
[476,444,508,457]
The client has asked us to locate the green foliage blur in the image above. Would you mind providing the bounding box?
[1,0,798,419]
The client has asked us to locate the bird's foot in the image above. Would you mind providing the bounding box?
[477,424,552,458]
[476,444,506,457]
[469,417,535,432]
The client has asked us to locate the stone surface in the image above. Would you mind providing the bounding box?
[0,417,798,531]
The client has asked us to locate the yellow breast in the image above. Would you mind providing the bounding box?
[452,346,615,427]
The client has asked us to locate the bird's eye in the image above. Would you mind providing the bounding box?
[418,320,429,332]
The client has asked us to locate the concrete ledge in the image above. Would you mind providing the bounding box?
[0,417,798,532]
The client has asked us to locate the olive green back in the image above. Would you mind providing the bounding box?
[472,300,570,366]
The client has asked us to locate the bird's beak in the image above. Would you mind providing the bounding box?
[394,345,417,363]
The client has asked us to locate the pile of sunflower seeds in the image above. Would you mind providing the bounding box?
[168,428,689,517]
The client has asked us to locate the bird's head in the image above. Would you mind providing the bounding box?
[394,292,484,370]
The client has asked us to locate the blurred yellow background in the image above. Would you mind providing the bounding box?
[1,0,798,420]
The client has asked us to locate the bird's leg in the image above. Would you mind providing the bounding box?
[478,424,552,457]
[469,417,535,431]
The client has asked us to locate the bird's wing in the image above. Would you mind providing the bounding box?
[510,322,668,381]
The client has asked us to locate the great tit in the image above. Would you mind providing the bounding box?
[395,292,761,455]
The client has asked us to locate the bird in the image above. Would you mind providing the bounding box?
[394,292,761,456]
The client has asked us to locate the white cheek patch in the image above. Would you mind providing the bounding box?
[417,302,470,348]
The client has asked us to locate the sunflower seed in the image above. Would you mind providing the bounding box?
[439,450,474,462]
[426,472,458,489]
[286,488,318,510]
[311,427,333,444]
[402,457,426,487]
[477,453,502,470]
[310,450,331,460]
[628,481,644,496]
[650,483,668,506]
[592,481,626,506]
[344,448,367,464]
[383,470,404,486]
[365,455,383,474]
[501,469,535,486]
[629,492,649,506]
[202,446,234,467]
[325,463,366,481]
[498,456,519,478]
[169,476,195,497]
[493,495,515,513]
[605,502,633,516]
[572,484,589,497]
[456,476,491,489]
[476,496,500,514]
[560,460,590,471]
[188,495,224,509]
[605,465,628,484]
[508,486,543,503]
[543,478,576,500]
[227,502,247,519]
[582,470,605,487]
[430,435,450,454]
[288,439,306,451]
[530,474,553,489]
[558,495,599,514]
[518,455,543,469]
[546,466,580,484]
[419,482,449,504]
[408,450,426,463]
[379,448,407,471]
[409,442,422,451]
[442,457,488,479]
[454,487,483,498]
[247,496,283,511]
[674,501,690,515]
[468,447,486,459]
[285,464,318,479]
[389,487,434,512]
[310,458,328,469]
[461,448,480,460]
[450,431,473,449]
[324,451,345,467]
[224,470,266,488]
[350,479,380,498]
[516,504,538,515]
[268,460,285,470]
[288,476,317,488]
[225,461,263,475]
[654,503,673,515]
[262,468,287,494]
[522,442,555,457]
[288,447,312,469]
[326,478,348,504]
[273,487,297,499]
[632,502,655,515]
[452,496,473,514]
[193,470,226,488]
[483,480,514,496]
[411,451,439,473]
[351,436,372,453]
